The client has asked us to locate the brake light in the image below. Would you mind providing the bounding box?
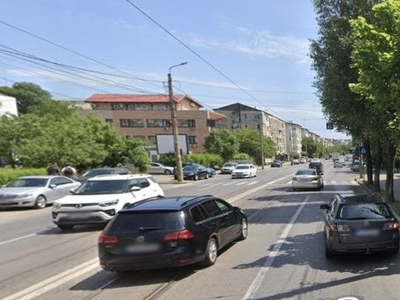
[329,224,337,232]
[382,222,399,230]
[98,234,119,244]
[335,224,350,232]
[163,229,195,241]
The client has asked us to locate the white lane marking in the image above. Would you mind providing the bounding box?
[248,181,258,186]
[2,258,99,300]
[242,195,311,300]
[222,181,236,186]
[236,181,248,186]
[0,233,37,246]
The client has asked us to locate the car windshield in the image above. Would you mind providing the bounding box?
[224,163,236,167]
[236,165,250,170]
[296,170,316,176]
[7,178,48,187]
[109,211,185,233]
[74,179,129,195]
[339,203,392,220]
[183,165,197,171]
[81,169,114,178]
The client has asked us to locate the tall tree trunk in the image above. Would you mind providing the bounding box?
[374,145,382,192]
[365,139,373,184]
[386,142,396,203]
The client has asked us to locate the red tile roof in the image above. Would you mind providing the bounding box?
[85,94,202,107]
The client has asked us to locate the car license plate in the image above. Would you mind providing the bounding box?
[356,229,379,236]
[125,243,160,254]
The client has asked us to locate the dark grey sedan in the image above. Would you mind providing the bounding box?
[0,176,81,209]
[320,193,399,258]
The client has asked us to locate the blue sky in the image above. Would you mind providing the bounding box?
[0,0,348,140]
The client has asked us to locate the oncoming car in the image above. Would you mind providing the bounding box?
[231,164,257,179]
[320,193,399,258]
[52,174,165,230]
[98,195,248,272]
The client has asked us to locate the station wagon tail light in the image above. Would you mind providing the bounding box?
[382,222,399,230]
[98,234,119,244]
[330,224,350,232]
[163,229,194,241]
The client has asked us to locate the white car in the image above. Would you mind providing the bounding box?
[52,174,165,230]
[292,169,324,191]
[231,164,257,179]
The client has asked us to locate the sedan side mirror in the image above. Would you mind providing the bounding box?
[130,186,141,192]
[320,204,330,210]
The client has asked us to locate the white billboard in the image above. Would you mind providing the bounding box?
[156,134,188,155]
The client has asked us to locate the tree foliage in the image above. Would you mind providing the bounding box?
[204,129,239,161]
[0,82,52,114]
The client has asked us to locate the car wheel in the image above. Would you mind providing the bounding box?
[57,224,74,230]
[238,218,248,241]
[203,237,218,266]
[164,170,172,175]
[194,174,199,181]
[34,195,47,209]
[205,173,209,179]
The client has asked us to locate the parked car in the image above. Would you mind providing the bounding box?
[334,161,344,168]
[351,162,360,172]
[299,158,307,164]
[309,161,324,175]
[98,195,248,272]
[292,169,324,191]
[52,174,165,230]
[205,167,217,177]
[0,176,81,209]
[77,167,131,183]
[291,159,300,165]
[320,193,399,258]
[271,160,283,167]
[220,162,238,174]
[231,164,257,179]
[148,162,174,175]
[175,164,209,181]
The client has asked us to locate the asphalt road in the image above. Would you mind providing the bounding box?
[1,161,399,300]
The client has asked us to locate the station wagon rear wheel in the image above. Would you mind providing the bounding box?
[34,195,47,209]
[203,237,218,266]
[164,170,172,175]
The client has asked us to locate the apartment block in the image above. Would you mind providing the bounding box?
[81,94,226,153]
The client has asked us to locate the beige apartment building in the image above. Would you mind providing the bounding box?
[82,94,227,153]
[214,103,287,156]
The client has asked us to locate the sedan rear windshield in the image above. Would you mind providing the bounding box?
[339,203,392,220]
[108,211,185,233]
[295,170,316,175]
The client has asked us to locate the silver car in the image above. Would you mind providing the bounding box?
[0,176,81,209]
[292,169,324,191]
[148,162,174,175]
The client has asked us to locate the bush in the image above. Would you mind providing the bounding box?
[0,167,46,186]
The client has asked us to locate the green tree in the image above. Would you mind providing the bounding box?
[349,0,400,202]
[0,82,52,114]
[204,129,239,161]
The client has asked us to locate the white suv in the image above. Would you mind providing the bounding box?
[52,174,165,230]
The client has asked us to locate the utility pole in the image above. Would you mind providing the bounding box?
[259,114,265,170]
[168,62,187,182]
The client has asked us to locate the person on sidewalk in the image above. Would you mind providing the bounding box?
[61,164,77,178]
[47,161,60,175]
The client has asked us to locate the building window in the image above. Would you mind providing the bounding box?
[133,136,145,141]
[188,136,197,144]
[153,104,169,111]
[120,119,144,127]
[147,119,169,127]
[105,119,113,123]
[111,103,125,110]
[178,119,196,128]
[148,136,156,144]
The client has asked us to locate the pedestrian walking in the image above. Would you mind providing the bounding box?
[61,164,77,178]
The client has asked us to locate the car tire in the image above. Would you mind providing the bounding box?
[34,195,47,209]
[202,237,218,267]
[164,170,172,175]
[57,224,74,230]
[238,218,248,241]
[205,173,209,179]
[194,174,199,181]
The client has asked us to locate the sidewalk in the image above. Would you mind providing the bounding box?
[356,172,400,202]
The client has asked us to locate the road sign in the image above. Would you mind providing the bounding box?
[359,146,366,154]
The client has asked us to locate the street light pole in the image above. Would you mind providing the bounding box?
[259,114,265,170]
[168,62,187,183]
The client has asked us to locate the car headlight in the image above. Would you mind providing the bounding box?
[17,193,33,199]
[53,202,62,209]
[99,199,119,207]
